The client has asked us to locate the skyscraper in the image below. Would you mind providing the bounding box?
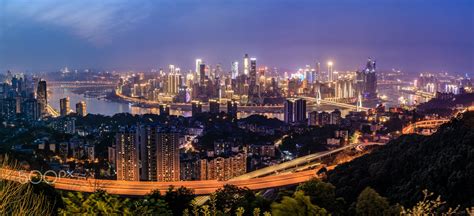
[21,98,40,120]
[243,54,250,75]
[76,101,87,117]
[191,101,202,116]
[60,97,70,117]
[327,61,334,82]
[227,100,238,118]
[231,61,239,79]
[209,99,220,114]
[195,59,202,74]
[157,131,180,182]
[116,127,140,181]
[137,125,157,181]
[356,58,378,100]
[249,58,257,96]
[199,63,206,84]
[36,80,47,116]
[315,62,321,83]
[284,98,306,124]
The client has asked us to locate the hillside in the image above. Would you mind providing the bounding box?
[327,111,474,208]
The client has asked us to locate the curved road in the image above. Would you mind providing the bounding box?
[0,142,383,195]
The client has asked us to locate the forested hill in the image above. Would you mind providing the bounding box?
[327,111,474,208]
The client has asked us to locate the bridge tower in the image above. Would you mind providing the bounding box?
[316,90,321,105]
[356,93,362,112]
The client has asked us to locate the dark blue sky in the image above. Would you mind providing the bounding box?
[0,0,473,74]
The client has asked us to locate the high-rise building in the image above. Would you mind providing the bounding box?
[227,100,238,118]
[157,131,180,182]
[200,152,246,181]
[159,104,170,116]
[243,54,250,75]
[231,61,239,79]
[249,58,257,95]
[191,101,202,116]
[327,61,334,82]
[330,109,342,125]
[195,59,202,74]
[167,72,181,95]
[115,127,140,181]
[36,80,47,116]
[284,98,306,124]
[356,58,377,100]
[60,97,70,117]
[76,101,87,117]
[315,62,321,83]
[137,125,157,181]
[199,64,206,84]
[308,111,318,126]
[209,99,220,114]
[21,98,40,120]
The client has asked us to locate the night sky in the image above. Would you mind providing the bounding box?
[0,0,472,74]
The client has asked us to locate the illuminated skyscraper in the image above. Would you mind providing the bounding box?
[21,98,40,120]
[249,58,257,95]
[59,97,70,117]
[356,58,378,100]
[243,54,250,75]
[231,61,239,79]
[199,64,206,84]
[227,100,238,118]
[315,62,321,82]
[75,101,87,117]
[116,127,140,181]
[195,59,202,74]
[36,80,47,116]
[191,101,202,116]
[284,98,306,124]
[157,131,180,182]
[209,99,220,114]
[327,61,334,82]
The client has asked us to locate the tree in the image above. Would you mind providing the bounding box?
[355,187,390,216]
[297,178,346,214]
[271,191,329,216]
[159,186,196,216]
[213,184,268,214]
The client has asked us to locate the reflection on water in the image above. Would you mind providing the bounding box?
[49,87,287,120]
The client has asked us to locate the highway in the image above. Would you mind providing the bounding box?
[0,167,317,195]
[0,142,383,196]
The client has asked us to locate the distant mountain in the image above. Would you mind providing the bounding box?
[327,111,474,208]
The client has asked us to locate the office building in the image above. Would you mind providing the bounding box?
[284,98,306,124]
[327,61,334,82]
[209,99,220,114]
[243,54,250,75]
[191,101,202,116]
[76,101,87,117]
[36,80,47,116]
[60,97,70,117]
[227,100,238,118]
[231,61,239,79]
[21,98,40,120]
[159,104,170,116]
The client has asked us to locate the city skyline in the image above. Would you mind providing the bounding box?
[0,0,472,74]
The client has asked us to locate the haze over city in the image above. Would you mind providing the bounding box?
[0,0,473,74]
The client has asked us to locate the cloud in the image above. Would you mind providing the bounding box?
[4,0,151,45]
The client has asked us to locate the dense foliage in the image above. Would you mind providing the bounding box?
[327,111,474,208]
